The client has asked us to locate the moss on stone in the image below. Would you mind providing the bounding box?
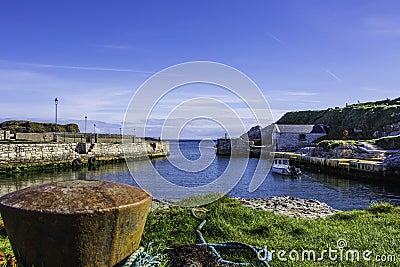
[0,120,80,133]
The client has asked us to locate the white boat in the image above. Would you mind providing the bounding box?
[272,158,301,176]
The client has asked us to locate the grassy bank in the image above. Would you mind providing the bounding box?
[318,135,400,150]
[370,135,400,150]
[276,97,400,140]
[142,197,399,266]
[1,197,399,266]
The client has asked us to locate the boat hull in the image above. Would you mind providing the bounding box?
[272,166,301,176]
[272,166,293,176]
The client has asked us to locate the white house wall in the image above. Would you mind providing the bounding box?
[276,133,325,151]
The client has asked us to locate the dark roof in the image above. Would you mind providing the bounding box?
[311,124,326,133]
[275,124,326,134]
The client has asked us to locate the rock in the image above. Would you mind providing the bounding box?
[383,153,400,173]
[373,130,382,138]
[236,196,340,219]
[149,199,179,211]
[149,196,340,219]
[242,125,261,140]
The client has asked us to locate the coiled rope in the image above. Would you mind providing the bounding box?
[122,242,163,267]
[192,208,271,266]
[123,208,272,266]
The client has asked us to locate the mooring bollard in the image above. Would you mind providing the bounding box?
[0,180,152,267]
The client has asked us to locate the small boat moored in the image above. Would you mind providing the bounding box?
[272,158,302,176]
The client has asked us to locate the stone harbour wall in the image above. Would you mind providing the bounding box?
[216,138,250,156]
[0,141,170,167]
[0,143,79,166]
[274,151,399,178]
[14,132,141,144]
[92,142,169,159]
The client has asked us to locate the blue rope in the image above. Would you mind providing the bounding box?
[196,218,271,266]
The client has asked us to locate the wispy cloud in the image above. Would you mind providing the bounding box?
[0,68,136,123]
[323,69,342,82]
[284,91,318,96]
[266,32,283,44]
[0,59,154,74]
[99,44,132,50]
[365,17,400,36]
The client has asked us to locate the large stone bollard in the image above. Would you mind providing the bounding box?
[0,180,152,267]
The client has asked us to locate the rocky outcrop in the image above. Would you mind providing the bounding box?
[383,153,400,174]
[0,120,80,133]
[277,98,400,140]
[241,125,261,140]
[150,197,340,219]
[373,122,400,138]
[237,196,339,219]
[300,144,385,160]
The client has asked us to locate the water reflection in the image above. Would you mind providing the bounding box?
[0,140,399,211]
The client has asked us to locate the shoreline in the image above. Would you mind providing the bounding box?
[274,151,400,180]
[150,196,341,219]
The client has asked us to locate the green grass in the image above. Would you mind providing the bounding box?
[371,135,400,150]
[317,140,357,151]
[142,197,400,266]
[277,97,400,140]
[0,214,12,256]
[317,135,400,151]
[1,197,400,266]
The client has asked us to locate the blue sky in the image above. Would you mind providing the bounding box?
[1,1,399,137]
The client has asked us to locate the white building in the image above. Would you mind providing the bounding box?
[273,124,326,151]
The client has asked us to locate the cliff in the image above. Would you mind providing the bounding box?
[0,120,80,133]
[276,98,400,140]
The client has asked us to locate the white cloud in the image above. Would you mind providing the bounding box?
[284,91,319,96]
[0,67,139,123]
[266,32,283,44]
[0,59,154,74]
[365,17,400,36]
[323,69,342,82]
[98,44,132,50]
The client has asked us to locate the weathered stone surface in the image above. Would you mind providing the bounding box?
[0,180,152,267]
[236,196,340,219]
[303,145,385,160]
[383,153,400,174]
[0,141,170,166]
[150,197,340,219]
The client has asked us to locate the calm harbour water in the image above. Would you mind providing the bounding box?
[1,140,399,211]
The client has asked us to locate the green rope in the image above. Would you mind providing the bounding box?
[192,208,271,266]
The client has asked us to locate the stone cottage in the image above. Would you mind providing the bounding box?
[273,124,326,151]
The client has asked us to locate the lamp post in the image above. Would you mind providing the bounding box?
[54,98,59,124]
[93,124,97,144]
[84,116,87,134]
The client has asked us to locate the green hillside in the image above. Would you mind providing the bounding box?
[277,97,400,140]
[0,120,80,133]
